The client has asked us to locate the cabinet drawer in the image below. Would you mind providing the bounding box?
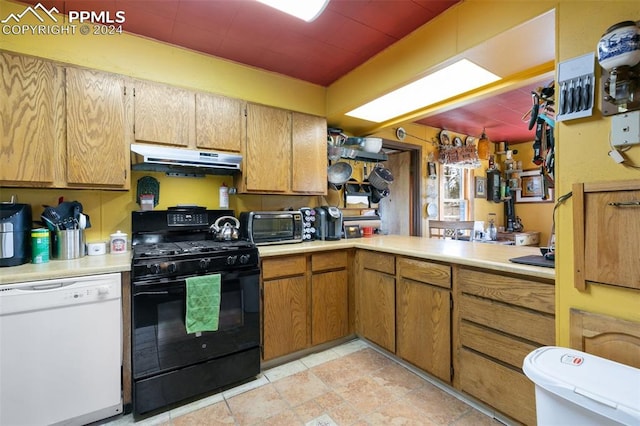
[460,321,540,370]
[458,268,554,314]
[359,250,395,275]
[397,257,451,289]
[312,251,347,272]
[459,348,536,426]
[262,255,306,280]
[460,294,555,346]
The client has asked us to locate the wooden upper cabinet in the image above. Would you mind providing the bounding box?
[195,93,243,152]
[1,52,64,185]
[291,112,327,194]
[244,103,291,192]
[65,67,130,188]
[133,80,195,147]
[573,180,640,291]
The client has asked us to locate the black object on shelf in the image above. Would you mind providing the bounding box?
[486,169,501,203]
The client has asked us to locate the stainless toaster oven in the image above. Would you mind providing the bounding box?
[239,211,303,245]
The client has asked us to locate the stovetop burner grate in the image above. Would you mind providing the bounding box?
[133,239,255,259]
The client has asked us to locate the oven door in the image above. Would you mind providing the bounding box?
[132,268,259,380]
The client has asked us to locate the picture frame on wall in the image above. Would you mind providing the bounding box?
[516,169,554,203]
[474,176,486,198]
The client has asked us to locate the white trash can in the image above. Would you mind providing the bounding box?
[523,346,640,426]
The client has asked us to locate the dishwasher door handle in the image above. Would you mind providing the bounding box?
[30,282,66,290]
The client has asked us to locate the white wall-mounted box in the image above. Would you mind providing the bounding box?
[611,111,640,147]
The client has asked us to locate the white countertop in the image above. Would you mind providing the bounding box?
[0,252,132,285]
[259,235,555,281]
[0,235,555,285]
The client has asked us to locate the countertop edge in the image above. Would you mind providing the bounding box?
[0,253,132,285]
[258,236,555,281]
[1,236,555,284]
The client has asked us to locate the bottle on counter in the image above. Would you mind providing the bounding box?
[219,182,229,209]
[488,220,497,241]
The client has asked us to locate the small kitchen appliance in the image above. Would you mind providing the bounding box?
[0,202,32,267]
[130,207,260,417]
[239,210,303,245]
[315,206,343,241]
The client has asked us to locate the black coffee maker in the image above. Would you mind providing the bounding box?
[0,202,32,267]
[315,206,343,241]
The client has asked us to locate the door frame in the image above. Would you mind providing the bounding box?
[382,140,422,236]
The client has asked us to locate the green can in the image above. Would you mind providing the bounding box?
[31,228,50,264]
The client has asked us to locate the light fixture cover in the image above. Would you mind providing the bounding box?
[346,59,501,123]
[477,128,490,160]
[255,0,329,22]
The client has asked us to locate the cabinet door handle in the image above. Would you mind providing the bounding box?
[608,201,640,207]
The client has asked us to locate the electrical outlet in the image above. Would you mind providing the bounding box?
[611,111,640,147]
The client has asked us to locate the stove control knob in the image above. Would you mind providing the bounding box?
[199,258,211,269]
[226,255,238,265]
[240,254,251,264]
[167,262,177,273]
[148,264,160,274]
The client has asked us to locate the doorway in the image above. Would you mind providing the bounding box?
[377,140,422,236]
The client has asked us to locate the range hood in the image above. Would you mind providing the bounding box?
[131,143,242,175]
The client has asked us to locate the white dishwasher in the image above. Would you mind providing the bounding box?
[0,273,123,426]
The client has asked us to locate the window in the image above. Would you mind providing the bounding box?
[439,164,472,220]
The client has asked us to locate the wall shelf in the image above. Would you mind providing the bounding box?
[344,150,388,162]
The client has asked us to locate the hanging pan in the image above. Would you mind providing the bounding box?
[327,161,353,186]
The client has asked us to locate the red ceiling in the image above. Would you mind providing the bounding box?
[416,79,555,143]
[25,0,459,86]
[19,0,551,142]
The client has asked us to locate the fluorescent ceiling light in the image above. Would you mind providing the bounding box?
[346,59,501,123]
[255,0,329,22]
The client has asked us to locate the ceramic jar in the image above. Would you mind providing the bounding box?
[597,21,640,71]
[110,230,127,254]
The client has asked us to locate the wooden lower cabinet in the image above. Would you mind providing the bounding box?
[355,250,395,352]
[458,348,536,424]
[570,308,640,369]
[311,251,349,346]
[454,266,555,426]
[262,256,308,361]
[262,274,308,360]
[396,257,452,383]
[262,251,350,361]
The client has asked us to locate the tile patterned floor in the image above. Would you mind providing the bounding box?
[109,339,505,426]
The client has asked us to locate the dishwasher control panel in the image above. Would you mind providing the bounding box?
[0,273,121,315]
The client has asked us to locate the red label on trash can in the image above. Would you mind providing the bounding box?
[561,354,584,366]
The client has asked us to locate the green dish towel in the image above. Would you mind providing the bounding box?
[185,274,221,334]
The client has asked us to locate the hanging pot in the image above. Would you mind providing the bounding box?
[370,186,390,204]
[368,164,394,190]
[327,161,353,185]
[209,216,240,241]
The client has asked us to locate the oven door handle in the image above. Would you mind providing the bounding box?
[134,290,173,296]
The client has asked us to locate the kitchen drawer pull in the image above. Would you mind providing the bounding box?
[608,201,640,207]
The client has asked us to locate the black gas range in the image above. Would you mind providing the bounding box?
[130,207,260,417]
[131,207,259,279]
[132,239,258,281]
